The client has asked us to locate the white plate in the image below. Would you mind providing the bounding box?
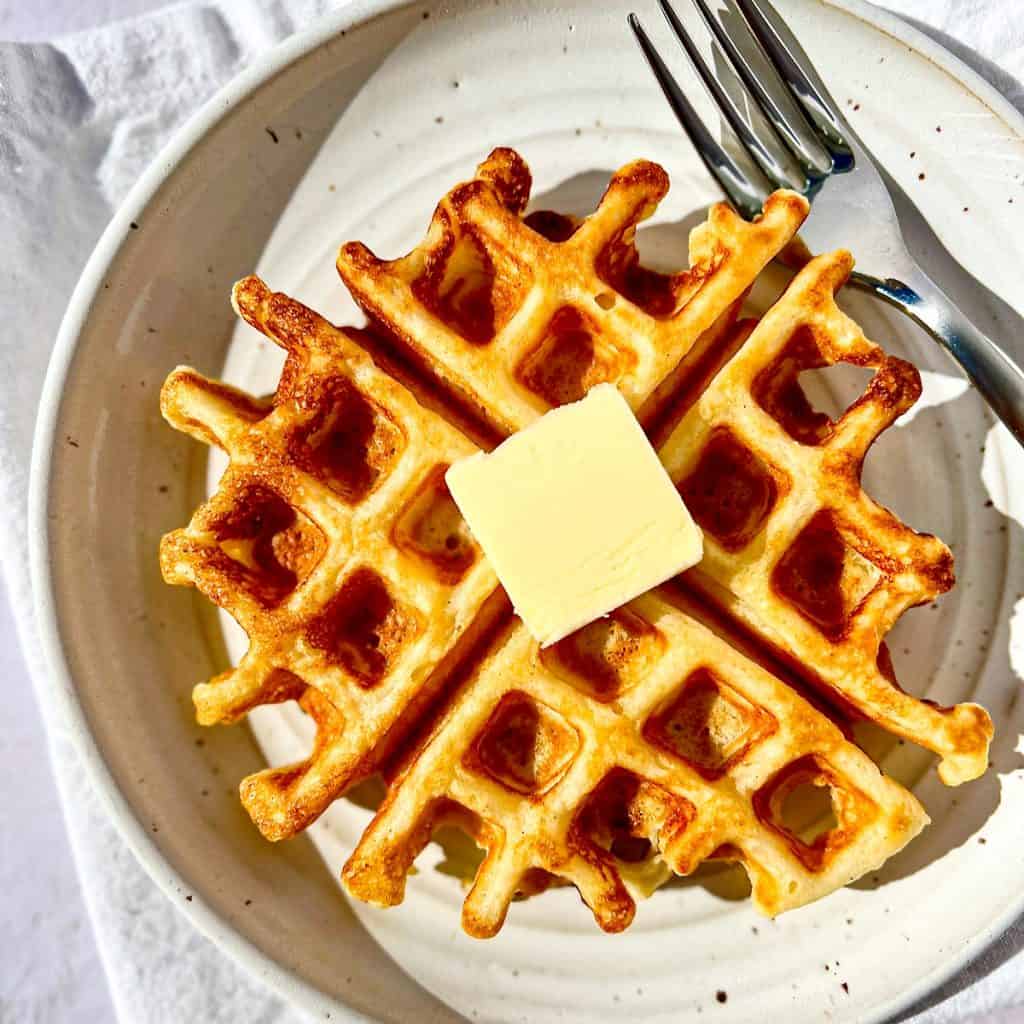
[31,1,1024,1022]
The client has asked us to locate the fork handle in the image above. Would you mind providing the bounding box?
[850,268,1024,448]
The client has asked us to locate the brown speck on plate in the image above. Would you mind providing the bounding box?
[841,982,849,994]
[130,221,139,230]
[716,991,728,1004]
[918,172,926,181]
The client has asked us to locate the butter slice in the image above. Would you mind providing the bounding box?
[445,383,703,647]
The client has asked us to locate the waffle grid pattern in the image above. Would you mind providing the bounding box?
[161,277,500,840]
[338,147,809,434]
[658,252,992,785]
[344,589,926,936]
[160,149,990,936]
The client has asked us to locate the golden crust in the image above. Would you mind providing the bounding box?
[160,148,984,938]
[657,252,992,785]
[160,276,503,839]
[337,147,810,434]
[344,588,927,936]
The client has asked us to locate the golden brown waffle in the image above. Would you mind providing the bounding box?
[160,277,505,840]
[160,151,981,938]
[338,147,809,434]
[340,166,990,784]
[344,587,927,936]
[162,152,808,848]
[657,252,992,786]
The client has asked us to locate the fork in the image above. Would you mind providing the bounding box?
[629,0,1024,447]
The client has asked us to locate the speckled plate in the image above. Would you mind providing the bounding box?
[32,1,1024,1022]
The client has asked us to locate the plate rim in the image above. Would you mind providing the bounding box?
[27,1,1024,1021]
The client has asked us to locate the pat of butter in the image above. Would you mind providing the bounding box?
[445,383,703,647]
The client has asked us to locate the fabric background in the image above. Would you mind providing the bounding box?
[1,0,1022,1020]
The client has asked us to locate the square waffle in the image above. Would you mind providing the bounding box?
[656,251,992,786]
[160,148,986,936]
[161,277,504,840]
[337,147,810,433]
[344,587,927,936]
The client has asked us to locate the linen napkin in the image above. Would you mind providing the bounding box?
[1,0,1022,1021]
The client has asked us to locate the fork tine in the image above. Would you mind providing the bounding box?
[734,0,853,171]
[655,0,809,195]
[689,0,832,180]
[628,12,769,219]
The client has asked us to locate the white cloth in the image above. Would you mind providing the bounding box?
[1,1,1023,1021]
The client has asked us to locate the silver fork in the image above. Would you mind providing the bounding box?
[629,0,1024,447]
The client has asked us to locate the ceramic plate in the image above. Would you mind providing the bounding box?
[32,1,1024,1022]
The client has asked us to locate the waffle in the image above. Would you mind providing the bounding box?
[163,152,807,845]
[338,147,809,434]
[656,251,993,786]
[340,165,990,784]
[344,587,927,936]
[160,150,982,938]
[160,277,505,840]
